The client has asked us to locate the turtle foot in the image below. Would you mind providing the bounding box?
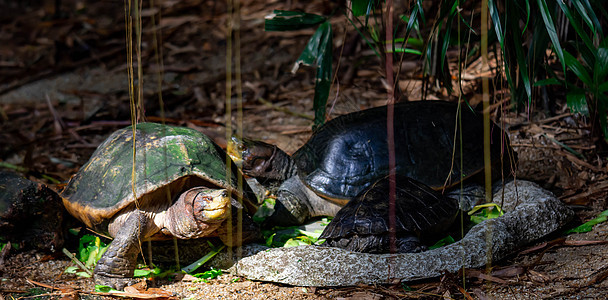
[396,236,426,253]
[93,210,145,290]
[93,273,139,291]
[266,177,342,226]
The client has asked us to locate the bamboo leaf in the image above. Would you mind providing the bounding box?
[572,0,601,36]
[351,0,374,17]
[313,22,333,130]
[598,81,608,93]
[391,48,423,55]
[566,89,588,116]
[293,23,327,68]
[264,10,326,31]
[437,0,458,21]
[414,0,426,27]
[402,2,421,36]
[522,0,531,34]
[555,0,595,52]
[594,46,608,86]
[509,16,532,99]
[488,0,505,50]
[537,0,565,72]
[534,78,561,86]
[581,0,603,36]
[439,14,453,72]
[599,102,608,142]
[292,22,333,130]
[564,50,593,86]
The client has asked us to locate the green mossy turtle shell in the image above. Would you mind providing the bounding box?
[293,101,514,201]
[61,123,253,229]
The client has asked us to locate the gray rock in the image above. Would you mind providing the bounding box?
[227,180,574,286]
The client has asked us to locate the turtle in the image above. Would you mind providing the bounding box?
[0,171,66,252]
[60,123,259,290]
[318,174,460,253]
[228,100,514,226]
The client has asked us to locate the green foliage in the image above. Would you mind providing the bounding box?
[64,234,109,277]
[262,218,329,248]
[64,265,92,278]
[265,11,332,130]
[95,285,122,293]
[15,288,48,297]
[565,209,608,234]
[429,235,455,249]
[252,197,277,223]
[263,0,608,139]
[296,22,333,130]
[480,0,608,140]
[181,241,225,274]
[78,235,108,268]
[468,203,504,225]
[264,11,326,31]
[192,268,223,283]
[66,234,175,279]
[133,266,163,278]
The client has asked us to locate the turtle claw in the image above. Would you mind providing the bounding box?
[92,211,144,290]
[94,273,139,291]
[266,176,343,226]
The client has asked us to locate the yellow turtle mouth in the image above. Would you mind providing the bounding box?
[226,136,243,168]
[191,188,231,222]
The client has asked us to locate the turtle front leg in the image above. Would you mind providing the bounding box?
[94,210,146,290]
[265,177,343,226]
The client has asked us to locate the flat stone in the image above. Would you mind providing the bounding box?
[228,180,574,286]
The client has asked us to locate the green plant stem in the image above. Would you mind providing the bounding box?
[62,248,94,276]
[181,244,225,274]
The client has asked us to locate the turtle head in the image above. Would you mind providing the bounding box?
[227,136,295,183]
[189,188,231,223]
[164,187,231,239]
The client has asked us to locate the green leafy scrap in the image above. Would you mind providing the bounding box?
[263,219,330,248]
[192,268,223,283]
[64,265,92,278]
[565,210,608,234]
[133,266,163,278]
[264,10,326,31]
[64,234,109,277]
[181,241,225,274]
[468,203,504,225]
[78,234,109,269]
[429,235,455,250]
[94,285,122,293]
[351,0,375,17]
[293,21,333,130]
[265,10,333,130]
[252,197,276,223]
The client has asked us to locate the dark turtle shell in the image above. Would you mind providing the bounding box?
[319,175,459,253]
[61,123,255,230]
[293,101,513,202]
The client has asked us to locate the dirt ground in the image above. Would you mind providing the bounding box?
[1,0,608,299]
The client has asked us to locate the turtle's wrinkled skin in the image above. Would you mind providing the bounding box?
[61,123,259,290]
[319,175,459,253]
[229,101,515,226]
[0,171,65,252]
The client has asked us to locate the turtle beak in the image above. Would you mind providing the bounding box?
[201,189,231,220]
[227,135,243,168]
[189,188,231,222]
